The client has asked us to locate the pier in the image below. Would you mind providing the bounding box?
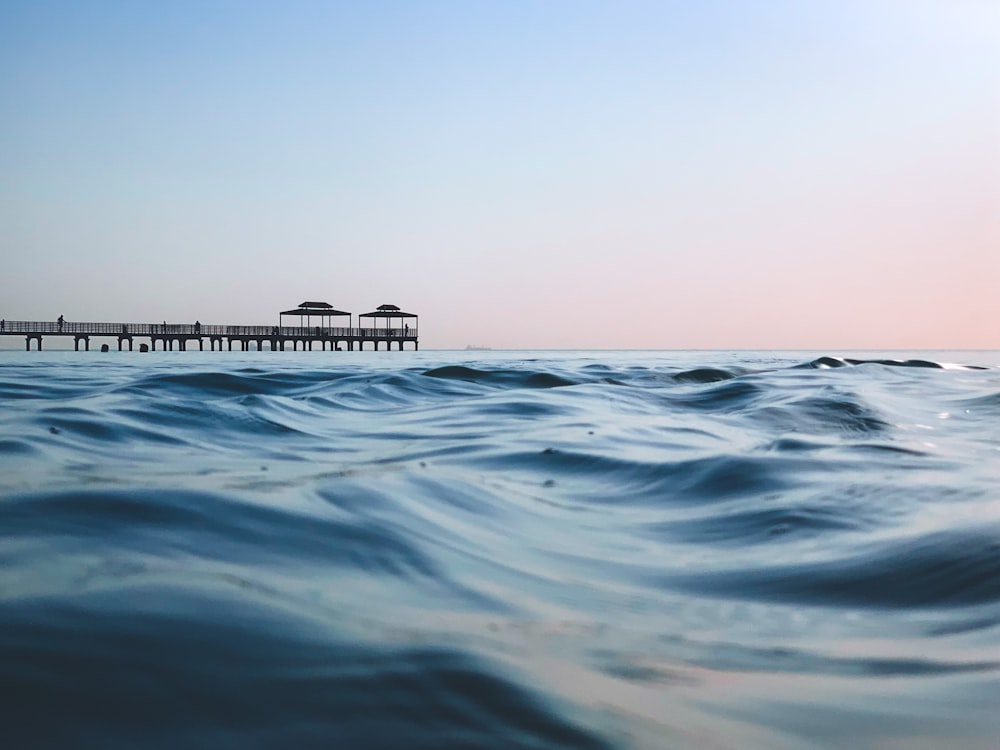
[0,302,418,352]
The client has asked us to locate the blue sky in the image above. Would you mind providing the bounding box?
[2,1,998,348]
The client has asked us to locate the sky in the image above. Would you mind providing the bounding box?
[1,0,998,350]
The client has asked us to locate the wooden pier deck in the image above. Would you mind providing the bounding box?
[0,320,418,352]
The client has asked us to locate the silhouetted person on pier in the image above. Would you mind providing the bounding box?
[163,320,167,333]
[57,315,64,332]
[195,320,201,334]
[122,324,128,334]
[404,323,409,336]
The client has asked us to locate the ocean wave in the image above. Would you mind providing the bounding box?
[659,525,1000,609]
[0,587,611,750]
[423,365,579,389]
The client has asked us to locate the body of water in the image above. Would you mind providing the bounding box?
[1,349,998,749]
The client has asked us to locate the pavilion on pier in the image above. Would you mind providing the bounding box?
[278,301,351,333]
[358,304,418,350]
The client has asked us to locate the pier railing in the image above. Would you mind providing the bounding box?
[0,321,417,338]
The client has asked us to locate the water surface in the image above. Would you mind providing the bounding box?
[1,349,998,748]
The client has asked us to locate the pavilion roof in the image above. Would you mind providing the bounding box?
[280,306,350,317]
[359,304,417,319]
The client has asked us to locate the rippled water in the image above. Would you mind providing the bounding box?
[1,349,998,749]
